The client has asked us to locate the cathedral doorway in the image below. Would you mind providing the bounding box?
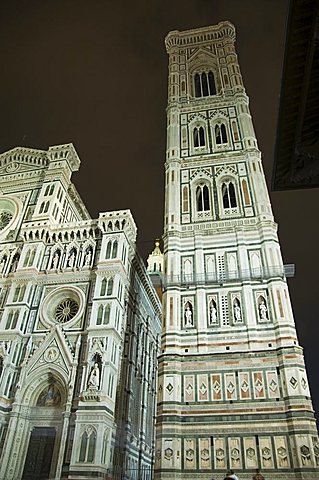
[22,427,56,480]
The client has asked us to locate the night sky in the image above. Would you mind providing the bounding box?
[1,1,318,421]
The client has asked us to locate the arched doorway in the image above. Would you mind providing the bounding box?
[22,377,64,480]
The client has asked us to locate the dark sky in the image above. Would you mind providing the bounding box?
[1,0,319,421]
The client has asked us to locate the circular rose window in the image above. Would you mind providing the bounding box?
[55,298,79,323]
[0,211,13,230]
[0,196,21,234]
[41,286,85,328]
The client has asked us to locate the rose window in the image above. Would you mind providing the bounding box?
[54,298,79,323]
[0,211,13,231]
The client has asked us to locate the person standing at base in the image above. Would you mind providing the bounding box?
[252,468,265,480]
[225,470,239,480]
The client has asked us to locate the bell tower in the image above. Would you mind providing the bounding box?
[155,22,319,479]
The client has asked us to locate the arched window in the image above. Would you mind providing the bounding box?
[194,73,201,97]
[193,126,205,147]
[24,249,31,267]
[222,182,237,208]
[194,71,216,97]
[112,241,118,259]
[105,241,112,259]
[39,202,45,214]
[29,248,36,266]
[97,305,103,325]
[100,279,107,296]
[79,427,96,463]
[13,286,21,302]
[215,123,228,144]
[0,357,3,379]
[196,185,210,212]
[104,305,110,324]
[107,278,113,296]
[19,285,26,302]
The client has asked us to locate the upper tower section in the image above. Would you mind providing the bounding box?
[163,22,272,233]
[164,22,258,165]
[165,22,242,104]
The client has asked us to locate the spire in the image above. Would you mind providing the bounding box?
[146,240,163,274]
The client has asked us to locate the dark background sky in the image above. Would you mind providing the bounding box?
[1,0,319,421]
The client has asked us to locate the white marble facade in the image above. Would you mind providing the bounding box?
[0,144,161,479]
[155,22,319,479]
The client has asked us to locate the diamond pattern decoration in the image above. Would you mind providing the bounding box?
[185,383,193,396]
[166,382,174,394]
[241,380,249,393]
[213,380,221,393]
[199,382,207,395]
[290,376,298,389]
[269,379,278,392]
[227,381,235,394]
[255,378,263,392]
[301,377,307,390]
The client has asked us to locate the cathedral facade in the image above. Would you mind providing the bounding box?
[0,143,161,479]
[155,22,319,479]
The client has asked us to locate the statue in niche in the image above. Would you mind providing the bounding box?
[10,255,19,273]
[184,302,193,327]
[209,300,217,324]
[37,383,61,406]
[87,363,100,389]
[52,252,59,269]
[68,251,75,268]
[85,249,92,266]
[233,300,242,322]
[258,298,268,320]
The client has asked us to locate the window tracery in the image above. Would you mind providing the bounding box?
[222,181,237,209]
[194,71,216,97]
[79,426,96,463]
[196,184,210,212]
[215,123,228,144]
[97,304,111,325]
[193,126,205,147]
[100,277,114,297]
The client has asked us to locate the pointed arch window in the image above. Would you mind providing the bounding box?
[194,71,216,97]
[196,185,210,212]
[97,304,111,325]
[100,279,107,296]
[112,241,118,259]
[104,304,111,324]
[79,427,96,463]
[107,278,113,296]
[193,126,205,147]
[97,305,103,325]
[215,123,228,144]
[106,241,112,259]
[222,182,237,208]
[6,310,19,330]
